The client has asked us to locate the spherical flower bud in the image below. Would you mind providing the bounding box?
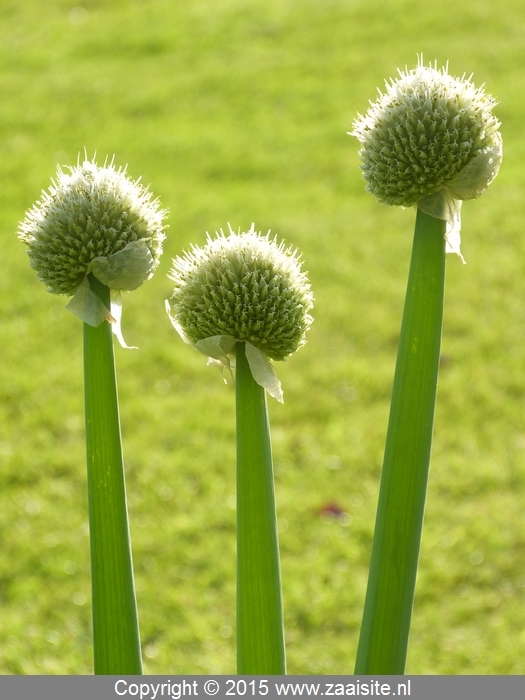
[166,225,314,402]
[18,156,168,345]
[351,60,502,260]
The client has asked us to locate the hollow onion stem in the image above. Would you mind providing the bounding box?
[354,209,446,674]
[83,274,142,674]
[236,341,286,674]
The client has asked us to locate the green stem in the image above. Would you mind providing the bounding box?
[354,209,446,674]
[236,342,286,674]
[83,274,142,674]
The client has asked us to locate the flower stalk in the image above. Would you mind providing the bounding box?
[84,274,142,674]
[236,341,286,674]
[354,209,445,673]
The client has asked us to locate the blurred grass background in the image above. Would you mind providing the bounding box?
[1,0,525,674]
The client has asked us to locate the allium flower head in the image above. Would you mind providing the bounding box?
[351,60,502,260]
[18,156,167,345]
[166,225,314,402]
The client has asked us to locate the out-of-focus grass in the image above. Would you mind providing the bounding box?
[1,0,525,674]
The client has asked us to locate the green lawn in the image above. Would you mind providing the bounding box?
[1,0,525,674]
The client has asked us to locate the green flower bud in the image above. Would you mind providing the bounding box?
[351,60,502,260]
[19,156,167,295]
[166,225,314,401]
[18,156,168,344]
[168,225,313,360]
[351,61,501,207]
